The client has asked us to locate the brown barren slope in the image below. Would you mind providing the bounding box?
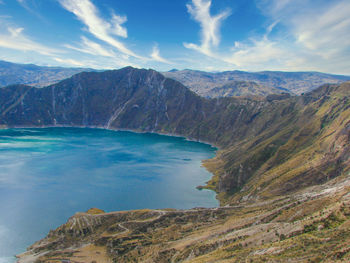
[0,69,348,262]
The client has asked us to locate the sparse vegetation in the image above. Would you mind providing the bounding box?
[2,68,348,263]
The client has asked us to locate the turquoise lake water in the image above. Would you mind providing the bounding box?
[0,128,218,262]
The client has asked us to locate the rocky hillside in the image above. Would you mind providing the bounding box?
[0,60,90,88]
[17,175,350,263]
[2,59,348,98]
[203,80,284,98]
[163,69,350,97]
[205,82,350,204]
[0,67,294,147]
[1,68,349,202]
[0,67,349,262]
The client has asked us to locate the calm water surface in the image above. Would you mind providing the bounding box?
[0,128,217,262]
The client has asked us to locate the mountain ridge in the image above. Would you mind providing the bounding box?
[0,60,92,88]
[1,59,349,98]
[163,69,350,97]
[0,67,349,262]
[1,67,348,199]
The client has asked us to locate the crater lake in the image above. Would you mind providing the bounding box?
[0,128,218,262]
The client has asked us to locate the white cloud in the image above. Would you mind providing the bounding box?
[185,0,350,74]
[257,0,350,57]
[111,13,127,38]
[8,27,24,37]
[59,0,142,59]
[150,44,173,64]
[256,0,296,16]
[184,0,231,56]
[0,26,61,56]
[64,36,117,58]
[53,55,140,70]
[226,37,286,69]
[1,0,349,74]
[254,0,350,73]
[54,57,85,67]
[292,1,350,57]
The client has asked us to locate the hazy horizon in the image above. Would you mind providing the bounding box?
[0,0,349,75]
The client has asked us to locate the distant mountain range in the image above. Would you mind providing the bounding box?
[1,67,348,197]
[1,60,349,98]
[4,67,349,262]
[163,69,350,97]
[0,60,91,88]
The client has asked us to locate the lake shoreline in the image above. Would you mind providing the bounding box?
[1,124,221,203]
[0,124,219,148]
[1,127,219,262]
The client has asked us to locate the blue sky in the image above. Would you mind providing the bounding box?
[0,0,349,74]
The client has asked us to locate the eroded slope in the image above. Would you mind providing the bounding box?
[0,68,349,262]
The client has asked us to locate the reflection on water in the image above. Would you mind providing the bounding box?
[0,128,218,262]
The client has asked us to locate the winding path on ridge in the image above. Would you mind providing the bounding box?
[103,209,168,237]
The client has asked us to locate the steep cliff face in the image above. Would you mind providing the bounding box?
[3,68,349,262]
[1,68,349,205]
[0,67,299,146]
[1,68,210,132]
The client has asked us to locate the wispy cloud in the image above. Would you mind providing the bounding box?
[53,55,140,70]
[184,0,350,74]
[59,0,142,59]
[53,57,85,67]
[64,36,117,58]
[110,12,127,38]
[0,26,61,56]
[150,44,173,64]
[291,1,350,57]
[225,35,287,69]
[184,0,231,56]
[1,0,349,74]
[251,0,350,73]
[62,36,142,68]
[0,15,12,19]
[16,0,47,21]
